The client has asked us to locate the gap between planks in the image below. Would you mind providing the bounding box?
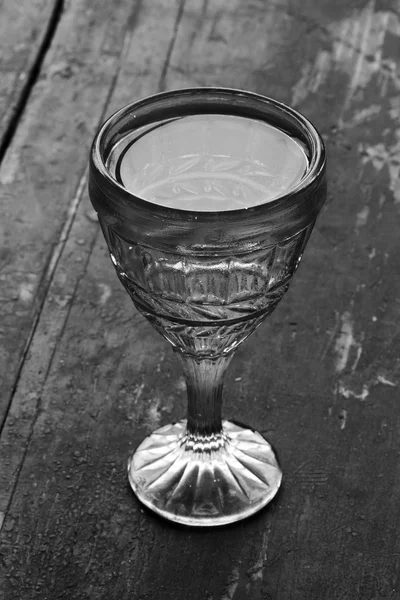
[0,0,188,534]
[158,0,186,91]
[0,0,65,165]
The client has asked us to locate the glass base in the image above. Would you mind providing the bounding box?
[128,420,282,527]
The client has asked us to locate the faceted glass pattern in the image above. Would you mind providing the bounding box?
[102,222,312,358]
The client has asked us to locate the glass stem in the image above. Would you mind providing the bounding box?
[176,354,233,437]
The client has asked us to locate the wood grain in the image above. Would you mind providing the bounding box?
[1,0,400,598]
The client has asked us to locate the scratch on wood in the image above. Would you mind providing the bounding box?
[337,367,398,404]
[291,458,313,477]
[351,344,363,373]
[98,283,112,305]
[131,382,145,404]
[339,409,348,430]
[145,396,161,431]
[345,104,382,128]
[297,495,312,536]
[295,468,328,486]
[84,529,100,575]
[342,0,375,113]
[291,0,399,117]
[333,16,352,64]
[292,51,331,105]
[377,375,397,387]
[359,133,400,204]
[291,458,328,485]
[335,3,392,106]
[320,311,340,361]
[355,205,370,232]
[247,528,269,584]
[221,564,241,600]
[334,312,362,374]
[0,510,4,533]
[338,382,369,401]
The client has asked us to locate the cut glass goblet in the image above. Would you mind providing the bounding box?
[89,88,326,526]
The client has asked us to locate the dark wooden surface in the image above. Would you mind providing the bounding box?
[1,0,400,598]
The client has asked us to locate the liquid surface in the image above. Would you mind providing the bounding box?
[117,114,308,211]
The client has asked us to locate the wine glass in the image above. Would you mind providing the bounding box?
[88,88,326,526]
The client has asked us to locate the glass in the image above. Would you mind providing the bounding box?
[89,88,326,526]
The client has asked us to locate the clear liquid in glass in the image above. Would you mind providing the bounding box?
[108,114,309,212]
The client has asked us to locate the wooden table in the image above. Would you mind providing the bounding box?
[1,0,399,598]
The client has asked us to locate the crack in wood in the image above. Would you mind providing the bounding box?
[0,0,65,166]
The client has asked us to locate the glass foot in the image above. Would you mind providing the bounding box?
[128,420,282,526]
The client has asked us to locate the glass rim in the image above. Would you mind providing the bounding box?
[90,87,326,221]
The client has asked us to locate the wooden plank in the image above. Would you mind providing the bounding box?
[1,0,400,598]
[0,0,148,425]
[0,0,60,151]
[0,0,185,550]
